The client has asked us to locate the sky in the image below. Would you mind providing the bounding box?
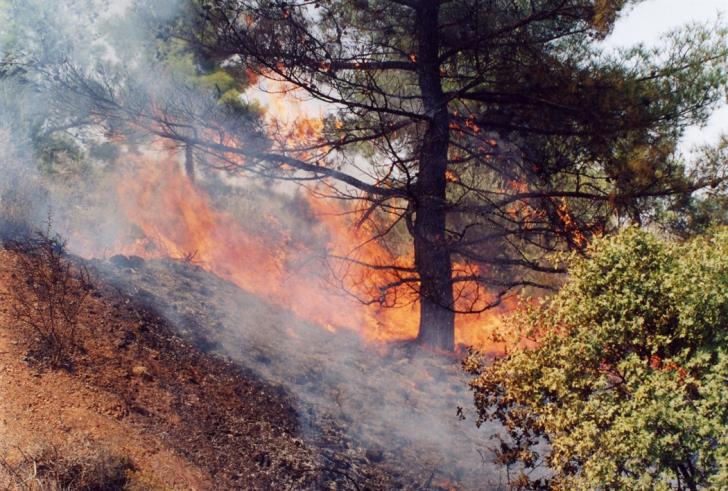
[603,0,728,149]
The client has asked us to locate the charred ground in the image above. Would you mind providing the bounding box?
[0,247,436,490]
[0,245,502,489]
[92,254,507,489]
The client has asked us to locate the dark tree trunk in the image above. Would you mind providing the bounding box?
[413,0,454,351]
[185,144,196,182]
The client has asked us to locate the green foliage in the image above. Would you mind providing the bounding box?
[34,132,89,177]
[465,228,728,489]
[151,4,260,119]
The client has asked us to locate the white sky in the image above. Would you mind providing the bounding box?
[602,0,728,149]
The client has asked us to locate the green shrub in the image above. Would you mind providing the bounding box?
[465,228,728,490]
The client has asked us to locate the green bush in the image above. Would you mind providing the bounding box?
[465,228,728,490]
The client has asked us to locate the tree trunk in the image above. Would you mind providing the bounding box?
[413,0,454,351]
[185,144,196,182]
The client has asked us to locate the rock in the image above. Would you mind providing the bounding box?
[365,448,384,463]
[109,255,145,269]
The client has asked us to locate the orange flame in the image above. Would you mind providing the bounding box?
[554,197,587,247]
[72,142,510,351]
[71,81,514,352]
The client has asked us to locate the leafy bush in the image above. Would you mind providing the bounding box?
[465,228,728,490]
[5,230,93,368]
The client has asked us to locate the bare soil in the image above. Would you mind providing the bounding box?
[0,249,326,489]
[0,247,502,490]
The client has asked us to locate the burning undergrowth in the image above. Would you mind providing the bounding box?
[0,100,517,486]
[62,142,512,350]
[0,75,518,489]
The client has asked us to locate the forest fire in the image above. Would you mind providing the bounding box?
[70,138,510,352]
[62,76,515,352]
[2,0,726,489]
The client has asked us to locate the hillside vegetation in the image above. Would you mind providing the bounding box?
[466,229,728,489]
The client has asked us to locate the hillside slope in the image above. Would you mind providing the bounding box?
[0,246,505,489]
[0,249,322,489]
[94,255,507,490]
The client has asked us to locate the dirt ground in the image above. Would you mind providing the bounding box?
[0,249,322,489]
[0,246,498,490]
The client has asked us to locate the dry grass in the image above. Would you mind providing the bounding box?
[0,440,134,491]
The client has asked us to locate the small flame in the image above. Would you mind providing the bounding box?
[554,197,587,247]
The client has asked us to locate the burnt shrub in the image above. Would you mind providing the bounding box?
[5,230,93,369]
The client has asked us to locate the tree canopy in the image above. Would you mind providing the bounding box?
[465,228,728,489]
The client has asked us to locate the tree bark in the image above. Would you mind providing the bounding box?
[185,144,196,182]
[413,0,454,351]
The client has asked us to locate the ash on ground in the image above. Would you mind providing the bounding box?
[95,256,510,490]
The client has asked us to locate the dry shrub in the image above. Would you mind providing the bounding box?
[5,230,93,368]
[0,442,134,491]
[122,470,169,491]
[0,161,42,243]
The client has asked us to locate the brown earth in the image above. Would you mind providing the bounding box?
[0,244,501,490]
[0,248,324,489]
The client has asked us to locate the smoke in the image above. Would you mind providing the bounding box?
[0,77,48,239]
[0,0,186,239]
[93,256,508,487]
[0,1,507,488]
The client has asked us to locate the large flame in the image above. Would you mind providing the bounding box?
[71,82,513,351]
[90,143,509,351]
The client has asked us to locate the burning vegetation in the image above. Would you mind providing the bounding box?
[1,0,728,489]
[70,140,512,351]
